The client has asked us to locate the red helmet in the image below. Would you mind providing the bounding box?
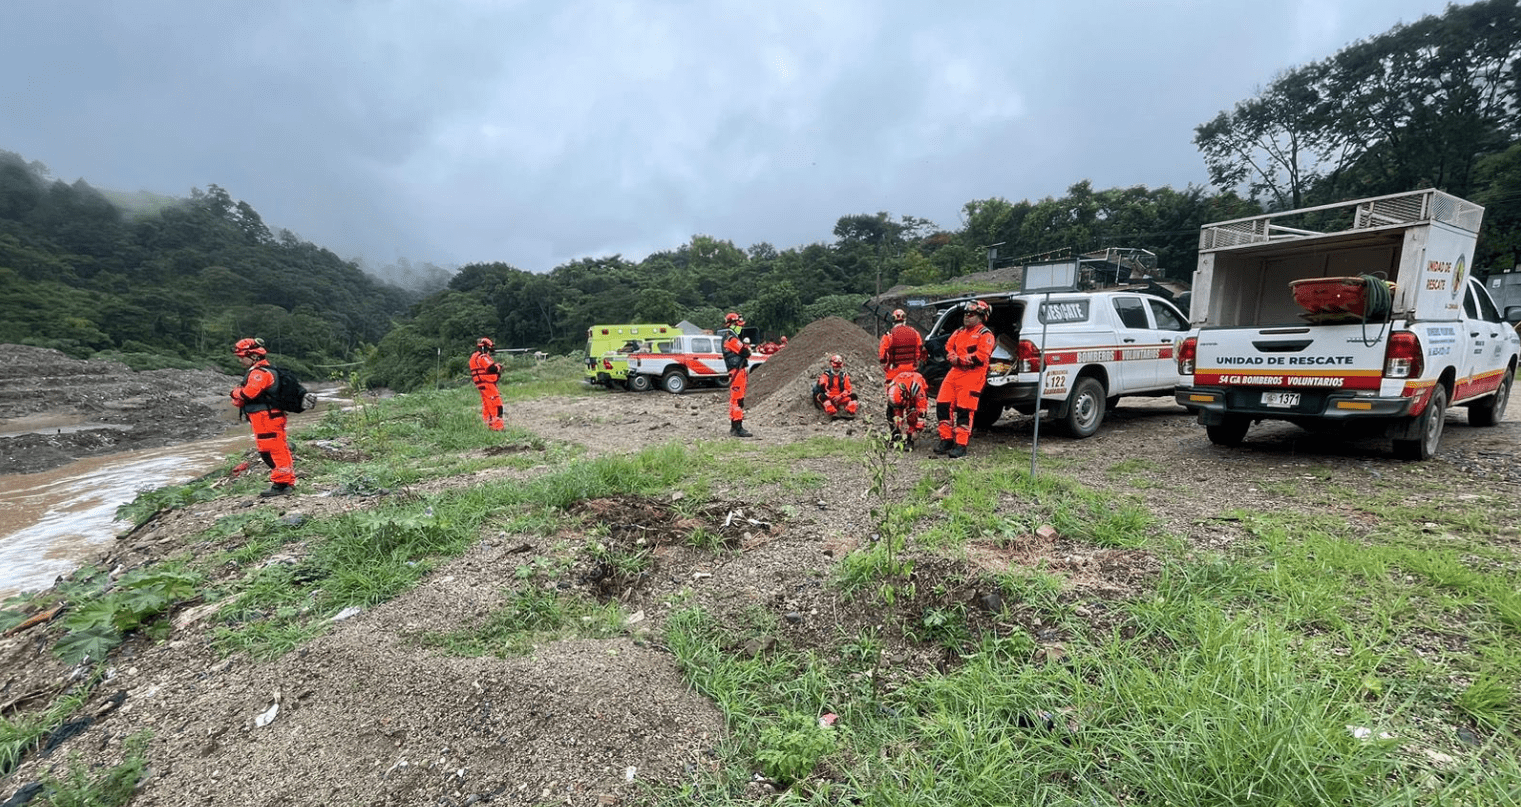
[725,312,744,326]
[477,337,494,350]
[892,308,906,322]
[965,300,991,319]
[829,354,843,369]
[233,337,266,358]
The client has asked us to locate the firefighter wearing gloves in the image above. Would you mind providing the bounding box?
[813,354,859,419]
[469,337,505,431]
[878,308,925,383]
[934,300,995,458]
[231,337,296,497]
[721,313,753,437]
[888,369,929,449]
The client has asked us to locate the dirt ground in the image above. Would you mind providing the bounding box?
[2,329,1519,806]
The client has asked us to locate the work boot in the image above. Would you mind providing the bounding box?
[904,435,915,451]
[947,444,967,459]
[259,483,294,498]
[933,438,953,454]
[730,420,753,438]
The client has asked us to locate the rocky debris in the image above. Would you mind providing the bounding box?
[747,317,891,426]
[0,344,241,474]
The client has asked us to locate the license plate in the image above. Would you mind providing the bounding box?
[1261,391,1300,408]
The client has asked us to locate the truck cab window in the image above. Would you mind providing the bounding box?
[1147,299,1187,331]
[1472,281,1503,322]
[1463,286,1481,320]
[1112,297,1149,329]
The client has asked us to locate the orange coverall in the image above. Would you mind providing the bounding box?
[469,349,505,430]
[232,361,296,487]
[888,370,929,440]
[936,322,995,449]
[878,324,926,383]
[721,329,751,424]
[813,369,859,417]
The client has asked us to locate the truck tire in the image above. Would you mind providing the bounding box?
[1394,385,1447,460]
[1060,376,1106,438]
[973,402,1003,431]
[1206,414,1251,446]
[627,373,652,393]
[662,370,688,395]
[1468,368,1513,427]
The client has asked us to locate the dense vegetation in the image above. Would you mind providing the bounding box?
[2,0,1518,390]
[0,160,417,377]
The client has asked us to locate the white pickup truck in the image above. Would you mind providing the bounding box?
[625,333,769,394]
[922,289,1189,436]
[1174,189,1521,459]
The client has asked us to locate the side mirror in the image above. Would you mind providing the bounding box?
[1506,306,1521,324]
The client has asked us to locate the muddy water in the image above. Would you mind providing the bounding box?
[0,433,248,599]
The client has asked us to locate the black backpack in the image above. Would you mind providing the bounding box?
[263,366,315,413]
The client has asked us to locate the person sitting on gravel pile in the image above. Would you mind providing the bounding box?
[887,369,929,449]
[813,354,859,419]
[230,337,297,497]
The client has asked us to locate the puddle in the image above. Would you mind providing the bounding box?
[0,434,248,599]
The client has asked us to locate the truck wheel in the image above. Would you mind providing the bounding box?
[627,374,652,393]
[1394,385,1447,460]
[662,371,688,395]
[973,403,1003,431]
[1468,368,1513,427]
[1206,414,1251,446]
[1060,376,1106,438]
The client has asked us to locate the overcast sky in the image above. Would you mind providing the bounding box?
[1,0,1471,278]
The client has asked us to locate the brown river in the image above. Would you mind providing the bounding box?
[0,433,249,599]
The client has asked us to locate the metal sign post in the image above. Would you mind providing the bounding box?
[1019,259,1080,478]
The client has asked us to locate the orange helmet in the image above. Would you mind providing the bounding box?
[829,354,843,369]
[725,312,744,326]
[892,308,906,322]
[477,337,494,350]
[965,300,991,319]
[233,337,266,358]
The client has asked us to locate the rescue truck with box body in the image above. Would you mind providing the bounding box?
[584,323,676,389]
[1174,189,1520,459]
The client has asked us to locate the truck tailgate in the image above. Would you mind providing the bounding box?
[1193,324,1391,393]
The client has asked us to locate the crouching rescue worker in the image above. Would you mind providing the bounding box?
[469,337,505,431]
[813,354,859,419]
[888,369,929,449]
[722,312,753,437]
[231,337,296,497]
[935,300,995,458]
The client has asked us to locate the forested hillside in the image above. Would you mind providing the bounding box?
[0,154,417,377]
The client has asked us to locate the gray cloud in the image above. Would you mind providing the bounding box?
[1,0,1465,274]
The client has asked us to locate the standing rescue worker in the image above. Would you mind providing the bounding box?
[469,337,505,431]
[813,354,859,419]
[878,308,925,382]
[888,369,929,449]
[934,300,995,458]
[231,338,296,497]
[721,313,753,437]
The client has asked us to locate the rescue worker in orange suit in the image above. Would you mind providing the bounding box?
[934,300,995,458]
[888,369,929,449]
[878,308,925,383]
[231,338,296,497]
[469,337,505,431]
[813,354,859,419]
[721,313,753,437]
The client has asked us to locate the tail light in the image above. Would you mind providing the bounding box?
[1383,331,1424,379]
[1016,340,1043,373]
[1177,337,1197,375]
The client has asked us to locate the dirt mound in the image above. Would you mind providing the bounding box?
[747,317,888,426]
[0,344,242,475]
